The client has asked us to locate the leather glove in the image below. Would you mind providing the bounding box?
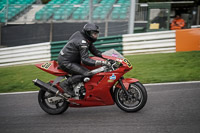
[95,60,111,67]
[102,60,111,67]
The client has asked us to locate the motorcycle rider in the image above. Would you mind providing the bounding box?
[58,23,110,96]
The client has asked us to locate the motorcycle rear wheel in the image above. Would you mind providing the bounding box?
[38,88,69,115]
[114,81,147,112]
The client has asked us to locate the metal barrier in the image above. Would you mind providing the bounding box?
[51,35,123,61]
[0,42,51,67]
[51,40,67,61]
[122,31,176,55]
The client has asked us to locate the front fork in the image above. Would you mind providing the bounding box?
[116,77,139,98]
[118,77,131,97]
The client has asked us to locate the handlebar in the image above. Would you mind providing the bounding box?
[91,59,122,75]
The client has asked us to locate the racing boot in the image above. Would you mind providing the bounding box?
[60,75,85,96]
[59,77,75,97]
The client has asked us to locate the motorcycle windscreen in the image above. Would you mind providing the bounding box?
[102,49,124,59]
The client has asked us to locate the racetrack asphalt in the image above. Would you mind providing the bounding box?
[0,82,200,133]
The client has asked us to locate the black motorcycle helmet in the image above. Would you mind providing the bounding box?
[82,23,100,42]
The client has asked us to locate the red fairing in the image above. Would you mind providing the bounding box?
[69,72,123,107]
[35,61,67,76]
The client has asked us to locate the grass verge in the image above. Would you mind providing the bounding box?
[125,51,200,83]
[0,51,200,93]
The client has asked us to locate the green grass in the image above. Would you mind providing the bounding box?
[0,51,200,93]
[0,65,56,93]
[125,51,200,83]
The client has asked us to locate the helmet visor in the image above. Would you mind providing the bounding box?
[90,31,99,39]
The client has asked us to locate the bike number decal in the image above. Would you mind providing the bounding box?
[124,58,132,68]
[41,62,52,69]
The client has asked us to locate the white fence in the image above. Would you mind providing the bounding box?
[0,31,177,67]
[0,42,51,67]
[122,31,176,55]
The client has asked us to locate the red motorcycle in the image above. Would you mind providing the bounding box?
[33,49,147,115]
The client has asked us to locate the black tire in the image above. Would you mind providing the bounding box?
[38,88,69,115]
[114,81,147,112]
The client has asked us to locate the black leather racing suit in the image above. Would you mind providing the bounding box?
[58,31,102,86]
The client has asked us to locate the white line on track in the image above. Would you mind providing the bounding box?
[0,81,200,95]
[0,91,38,95]
[144,81,200,86]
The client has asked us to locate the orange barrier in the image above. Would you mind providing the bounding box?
[176,28,200,52]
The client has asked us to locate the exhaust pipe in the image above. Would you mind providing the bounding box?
[33,79,70,99]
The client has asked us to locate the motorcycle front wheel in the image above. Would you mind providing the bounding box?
[38,88,69,115]
[114,81,147,112]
